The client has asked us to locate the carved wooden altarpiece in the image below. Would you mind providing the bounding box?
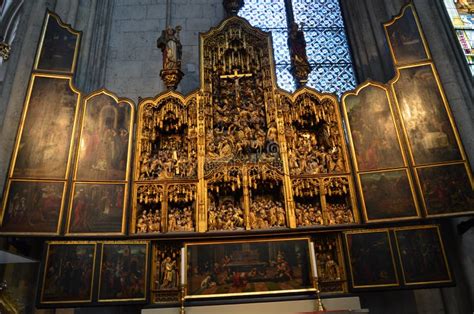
[131,17,359,236]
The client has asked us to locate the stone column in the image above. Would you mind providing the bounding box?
[74,0,115,93]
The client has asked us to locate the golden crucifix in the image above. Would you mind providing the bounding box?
[220,69,252,104]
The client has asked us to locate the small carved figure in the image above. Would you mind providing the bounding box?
[137,217,148,233]
[168,207,195,232]
[250,198,286,229]
[161,257,177,289]
[295,203,323,227]
[325,254,341,281]
[208,203,244,231]
[288,22,311,85]
[157,25,183,70]
[326,203,354,225]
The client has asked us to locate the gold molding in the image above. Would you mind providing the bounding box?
[33,10,82,74]
[40,241,97,304]
[393,225,452,286]
[97,241,149,302]
[344,229,400,289]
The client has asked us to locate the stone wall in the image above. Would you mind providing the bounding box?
[104,0,224,101]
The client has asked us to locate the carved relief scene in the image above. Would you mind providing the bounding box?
[151,243,181,304]
[282,92,347,176]
[136,95,197,181]
[323,177,355,225]
[135,184,164,234]
[292,176,355,228]
[293,178,323,227]
[248,166,287,230]
[167,184,196,233]
[202,18,281,170]
[207,167,245,231]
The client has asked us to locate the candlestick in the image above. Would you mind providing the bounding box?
[309,242,318,278]
[309,242,325,311]
[180,283,186,314]
[181,247,186,285]
[313,276,325,312]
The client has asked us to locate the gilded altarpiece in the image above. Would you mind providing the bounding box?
[132,17,359,236]
[133,93,198,234]
[280,91,358,228]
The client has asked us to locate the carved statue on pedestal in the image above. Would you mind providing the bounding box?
[157,25,184,90]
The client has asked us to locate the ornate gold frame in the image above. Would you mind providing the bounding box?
[0,179,68,235]
[389,62,470,168]
[39,241,97,304]
[97,240,150,303]
[341,81,421,223]
[344,229,400,289]
[383,3,431,66]
[412,161,474,218]
[33,11,82,74]
[393,225,452,286]
[7,73,81,181]
[184,236,316,299]
[341,81,410,173]
[355,168,421,223]
[72,89,135,182]
[1,73,80,235]
[65,182,129,236]
[65,89,135,236]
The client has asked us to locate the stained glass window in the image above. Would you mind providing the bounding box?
[239,0,357,97]
[443,0,474,75]
[239,0,295,91]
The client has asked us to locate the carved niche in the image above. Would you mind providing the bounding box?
[201,17,280,169]
[133,93,198,234]
[312,234,348,293]
[200,17,290,231]
[151,242,182,303]
[282,91,347,176]
[280,89,358,228]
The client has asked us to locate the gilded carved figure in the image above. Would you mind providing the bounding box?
[324,177,355,225]
[313,235,347,293]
